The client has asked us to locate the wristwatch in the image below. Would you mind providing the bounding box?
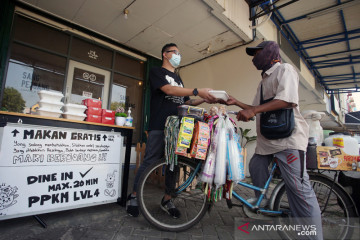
[193,88,198,96]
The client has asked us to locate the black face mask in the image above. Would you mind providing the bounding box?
[251,42,281,74]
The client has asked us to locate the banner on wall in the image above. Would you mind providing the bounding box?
[0,124,123,220]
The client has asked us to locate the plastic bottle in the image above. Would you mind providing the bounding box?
[352,160,357,171]
[302,110,325,146]
[125,107,133,127]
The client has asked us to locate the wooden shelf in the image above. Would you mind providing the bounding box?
[0,111,135,129]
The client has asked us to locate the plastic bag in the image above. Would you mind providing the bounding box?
[200,152,216,183]
[234,132,245,180]
[214,116,227,188]
[200,116,220,183]
[225,117,244,182]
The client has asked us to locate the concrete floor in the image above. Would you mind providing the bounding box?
[0,166,256,240]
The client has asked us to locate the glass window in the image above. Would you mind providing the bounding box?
[69,67,105,104]
[2,43,66,113]
[114,53,145,78]
[71,37,112,69]
[111,73,144,143]
[13,15,70,55]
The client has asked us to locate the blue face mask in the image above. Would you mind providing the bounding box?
[169,54,181,68]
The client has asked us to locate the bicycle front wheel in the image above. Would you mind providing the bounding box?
[274,174,357,240]
[137,157,209,232]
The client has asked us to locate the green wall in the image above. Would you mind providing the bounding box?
[142,57,161,142]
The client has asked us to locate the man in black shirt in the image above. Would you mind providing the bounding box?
[127,43,215,218]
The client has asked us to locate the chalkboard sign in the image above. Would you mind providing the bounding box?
[0,123,123,220]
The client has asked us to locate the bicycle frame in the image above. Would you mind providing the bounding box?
[232,162,283,215]
[175,160,284,216]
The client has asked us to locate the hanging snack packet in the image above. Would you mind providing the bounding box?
[190,122,210,160]
[176,117,194,151]
[175,145,188,157]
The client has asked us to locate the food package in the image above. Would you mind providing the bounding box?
[101,116,115,125]
[102,109,115,117]
[86,114,102,123]
[82,98,102,108]
[86,107,102,116]
[175,146,188,157]
[190,122,210,160]
[195,147,208,160]
[176,117,194,148]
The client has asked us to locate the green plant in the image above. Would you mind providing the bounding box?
[2,87,25,113]
[115,112,127,117]
[239,127,257,148]
[115,106,127,117]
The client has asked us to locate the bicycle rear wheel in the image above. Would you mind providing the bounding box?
[274,174,357,240]
[137,157,209,232]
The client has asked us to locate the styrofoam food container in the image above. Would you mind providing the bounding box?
[62,112,86,121]
[38,90,64,102]
[38,100,64,111]
[35,108,62,118]
[209,90,229,101]
[64,103,87,115]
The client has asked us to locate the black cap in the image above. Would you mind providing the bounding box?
[246,41,271,56]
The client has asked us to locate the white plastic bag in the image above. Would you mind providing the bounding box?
[225,117,244,182]
[200,152,216,183]
[214,116,227,188]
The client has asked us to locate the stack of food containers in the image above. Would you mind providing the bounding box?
[63,103,87,121]
[101,109,115,125]
[36,90,64,118]
[82,99,102,123]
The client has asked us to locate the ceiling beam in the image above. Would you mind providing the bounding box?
[281,0,360,24]
[322,73,360,79]
[311,55,360,65]
[314,61,360,69]
[297,35,360,51]
[298,28,360,44]
[306,48,360,59]
[322,77,360,83]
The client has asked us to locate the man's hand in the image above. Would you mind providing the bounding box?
[225,95,238,106]
[215,95,237,105]
[237,108,256,122]
[198,88,216,102]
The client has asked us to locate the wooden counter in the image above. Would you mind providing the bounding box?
[0,111,135,130]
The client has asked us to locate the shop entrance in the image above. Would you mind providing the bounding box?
[65,60,110,108]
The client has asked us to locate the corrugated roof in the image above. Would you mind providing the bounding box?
[248,0,360,94]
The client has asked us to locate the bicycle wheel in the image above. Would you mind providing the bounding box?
[137,157,209,232]
[274,174,357,240]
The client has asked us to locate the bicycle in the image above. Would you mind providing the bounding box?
[137,155,358,239]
